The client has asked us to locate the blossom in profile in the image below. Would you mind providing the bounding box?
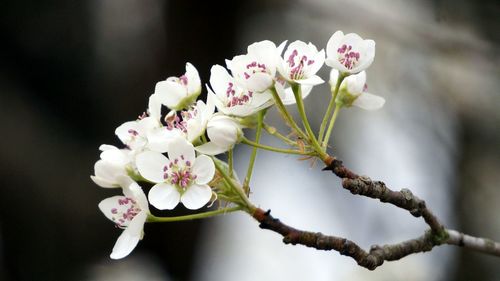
[91,145,132,188]
[150,62,202,111]
[226,40,286,92]
[325,31,375,74]
[278,40,325,86]
[334,70,385,110]
[196,114,243,155]
[136,137,215,210]
[98,176,150,259]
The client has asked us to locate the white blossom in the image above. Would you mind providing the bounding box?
[98,176,150,259]
[150,62,201,111]
[115,116,171,153]
[334,70,385,110]
[209,64,273,117]
[91,145,132,188]
[226,40,286,92]
[136,137,215,210]
[278,40,325,86]
[326,31,375,74]
[195,114,243,155]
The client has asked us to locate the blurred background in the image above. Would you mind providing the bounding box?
[0,0,499,280]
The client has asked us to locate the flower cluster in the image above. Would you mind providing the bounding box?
[91,30,384,259]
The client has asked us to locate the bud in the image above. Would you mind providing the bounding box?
[195,114,243,155]
[335,71,385,110]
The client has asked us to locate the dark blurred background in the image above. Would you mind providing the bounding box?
[0,0,499,280]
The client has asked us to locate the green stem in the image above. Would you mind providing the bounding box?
[318,73,345,141]
[263,123,296,146]
[243,110,265,193]
[228,148,234,177]
[322,104,341,150]
[270,86,308,140]
[241,137,313,156]
[212,158,255,213]
[291,84,328,160]
[147,206,241,223]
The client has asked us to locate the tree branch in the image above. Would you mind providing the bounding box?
[247,155,500,270]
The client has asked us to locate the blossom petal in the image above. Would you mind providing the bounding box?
[326,30,344,62]
[136,151,169,183]
[117,176,149,212]
[210,65,232,100]
[167,137,196,164]
[91,175,116,188]
[180,184,212,210]
[147,127,180,153]
[195,142,228,155]
[192,154,215,185]
[148,183,180,210]
[295,75,324,86]
[352,92,385,110]
[155,80,185,109]
[110,211,147,259]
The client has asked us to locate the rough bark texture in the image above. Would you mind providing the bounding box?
[249,156,500,270]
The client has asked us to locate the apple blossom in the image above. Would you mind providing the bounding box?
[325,31,375,74]
[226,40,286,92]
[98,176,150,259]
[91,145,132,188]
[195,114,243,155]
[209,64,273,117]
[334,70,385,110]
[136,137,215,210]
[278,40,325,86]
[150,62,201,111]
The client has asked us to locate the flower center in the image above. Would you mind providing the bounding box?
[163,155,196,189]
[337,44,360,70]
[110,197,141,228]
[243,61,267,79]
[225,82,253,107]
[165,106,199,133]
[287,49,315,80]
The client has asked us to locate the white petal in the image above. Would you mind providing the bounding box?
[352,92,385,110]
[138,116,159,134]
[209,65,233,99]
[91,175,116,188]
[326,30,344,65]
[147,127,179,153]
[186,119,203,143]
[185,62,201,95]
[118,176,149,212]
[110,212,147,259]
[115,121,140,146]
[167,137,195,164]
[306,49,325,76]
[345,71,366,94]
[93,160,123,187]
[195,142,228,155]
[98,195,128,222]
[136,151,169,183]
[148,93,162,121]
[329,69,339,89]
[352,39,375,73]
[155,81,186,109]
[295,75,324,86]
[180,184,212,210]
[192,154,215,185]
[245,72,273,92]
[148,183,180,210]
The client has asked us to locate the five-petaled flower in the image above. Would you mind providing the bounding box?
[226,40,286,93]
[333,70,385,110]
[209,64,274,117]
[98,176,150,259]
[278,40,325,86]
[136,137,215,210]
[326,31,375,74]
